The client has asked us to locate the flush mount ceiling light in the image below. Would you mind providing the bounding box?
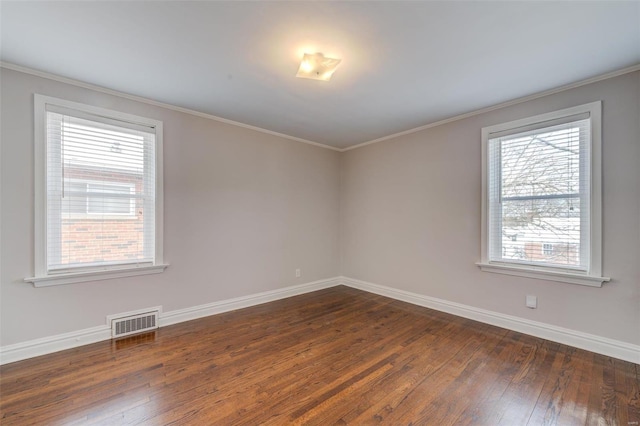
[296,52,341,81]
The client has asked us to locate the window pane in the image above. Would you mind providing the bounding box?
[87,197,132,214]
[62,181,88,214]
[501,126,582,199]
[87,183,135,215]
[501,198,581,267]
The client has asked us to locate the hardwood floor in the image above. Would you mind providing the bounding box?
[1,286,638,425]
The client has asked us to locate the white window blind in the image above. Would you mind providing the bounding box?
[488,118,590,270]
[45,106,157,273]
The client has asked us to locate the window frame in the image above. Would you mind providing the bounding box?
[25,95,167,287]
[478,101,609,287]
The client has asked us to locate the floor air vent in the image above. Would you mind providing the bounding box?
[111,310,159,338]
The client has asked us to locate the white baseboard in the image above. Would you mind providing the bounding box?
[0,277,340,365]
[340,276,640,364]
[0,325,111,365]
[159,277,340,327]
[2,276,637,365]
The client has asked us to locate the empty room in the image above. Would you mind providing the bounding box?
[1,1,639,425]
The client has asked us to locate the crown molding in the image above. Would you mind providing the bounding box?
[0,61,341,152]
[342,63,640,152]
[3,61,638,153]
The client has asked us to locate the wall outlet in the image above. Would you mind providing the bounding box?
[295,269,301,278]
[526,295,537,309]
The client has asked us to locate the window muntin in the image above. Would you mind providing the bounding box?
[62,180,137,217]
[86,183,136,216]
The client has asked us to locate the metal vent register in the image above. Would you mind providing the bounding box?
[111,311,159,338]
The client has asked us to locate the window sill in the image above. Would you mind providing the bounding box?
[476,262,609,287]
[24,264,169,287]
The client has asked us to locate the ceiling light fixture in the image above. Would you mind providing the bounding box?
[296,52,341,81]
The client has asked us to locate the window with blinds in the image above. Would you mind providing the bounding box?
[488,118,590,270]
[479,102,606,286]
[30,95,165,285]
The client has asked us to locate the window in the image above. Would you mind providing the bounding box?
[26,95,167,287]
[478,102,609,287]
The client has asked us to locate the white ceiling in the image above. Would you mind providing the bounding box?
[2,1,639,149]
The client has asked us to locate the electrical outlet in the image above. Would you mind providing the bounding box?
[295,269,301,278]
[526,295,537,309]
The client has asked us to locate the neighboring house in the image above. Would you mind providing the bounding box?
[502,217,580,267]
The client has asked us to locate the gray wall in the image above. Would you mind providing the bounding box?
[341,71,640,345]
[2,67,638,350]
[0,68,341,346]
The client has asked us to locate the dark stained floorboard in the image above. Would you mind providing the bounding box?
[1,286,638,425]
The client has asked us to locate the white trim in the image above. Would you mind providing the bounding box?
[589,101,603,277]
[481,102,601,143]
[35,94,163,129]
[0,277,340,365]
[341,64,640,152]
[0,325,112,365]
[160,277,339,327]
[340,276,639,364]
[476,262,609,287]
[3,61,638,153]
[3,276,637,365]
[24,264,169,287]
[155,120,165,266]
[34,92,46,276]
[0,62,341,152]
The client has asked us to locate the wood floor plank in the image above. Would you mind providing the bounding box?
[382,326,501,425]
[1,286,638,425]
[296,318,488,424]
[452,331,530,425]
[617,358,640,425]
[526,344,581,425]
[549,346,592,425]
